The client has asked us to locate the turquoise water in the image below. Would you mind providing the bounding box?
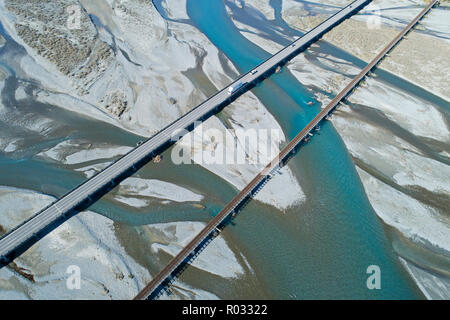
[186,0,423,299]
[0,1,429,299]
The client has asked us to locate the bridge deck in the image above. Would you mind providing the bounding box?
[134,0,439,300]
[0,0,372,267]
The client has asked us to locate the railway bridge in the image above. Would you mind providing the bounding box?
[134,0,440,299]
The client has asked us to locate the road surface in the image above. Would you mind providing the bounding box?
[0,0,372,268]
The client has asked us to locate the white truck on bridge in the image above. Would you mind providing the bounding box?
[228,81,244,95]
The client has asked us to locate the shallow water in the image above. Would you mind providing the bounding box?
[0,0,434,298]
[184,0,423,299]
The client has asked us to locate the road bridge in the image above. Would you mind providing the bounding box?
[0,0,373,268]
